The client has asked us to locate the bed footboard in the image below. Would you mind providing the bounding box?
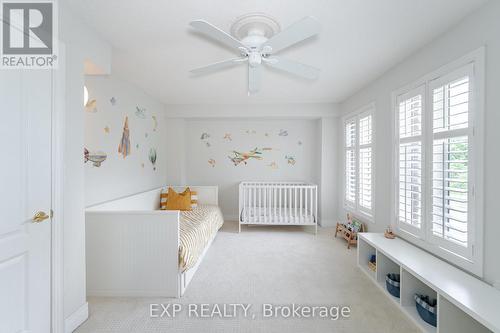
[85,210,180,297]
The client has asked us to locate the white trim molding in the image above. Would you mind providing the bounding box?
[64,302,89,333]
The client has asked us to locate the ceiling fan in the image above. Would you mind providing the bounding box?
[189,14,321,94]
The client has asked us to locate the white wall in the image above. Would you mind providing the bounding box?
[84,75,167,207]
[183,118,320,219]
[59,3,112,330]
[337,0,500,286]
[164,103,340,225]
[319,117,339,225]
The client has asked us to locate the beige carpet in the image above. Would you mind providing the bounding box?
[76,221,419,333]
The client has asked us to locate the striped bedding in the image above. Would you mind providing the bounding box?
[179,205,224,272]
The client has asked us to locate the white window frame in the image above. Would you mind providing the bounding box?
[396,85,426,239]
[391,47,485,277]
[343,103,375,222]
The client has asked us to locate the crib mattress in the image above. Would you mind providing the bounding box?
[240,206,316,224]
[179,205,224,272]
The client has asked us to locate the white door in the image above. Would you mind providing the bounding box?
[0,69,53,332]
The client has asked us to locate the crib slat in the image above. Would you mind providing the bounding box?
[299,187,303,223]
[264,187,267,223]
[293,187,298,222]
[279,186,282,222]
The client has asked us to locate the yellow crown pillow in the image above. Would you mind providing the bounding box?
[164,187,192,211]
[160,188,198,210]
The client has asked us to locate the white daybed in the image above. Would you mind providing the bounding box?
[85,186,220,298]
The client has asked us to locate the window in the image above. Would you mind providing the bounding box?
[344,105,374,219]
[393,49,484,276]
[397,88,424,235]
[430,70,472,258]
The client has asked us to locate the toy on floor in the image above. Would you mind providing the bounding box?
[335,213,365,249]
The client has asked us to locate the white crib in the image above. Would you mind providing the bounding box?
[238,181,318,233]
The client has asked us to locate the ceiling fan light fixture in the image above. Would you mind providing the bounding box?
[189,15,321,94]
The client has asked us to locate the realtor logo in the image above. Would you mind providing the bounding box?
[1,0,58,68]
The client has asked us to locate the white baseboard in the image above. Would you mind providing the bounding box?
[318,219,336,227]
[65,302,88,333]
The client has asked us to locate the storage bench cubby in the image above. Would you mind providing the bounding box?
[358,233,499,333]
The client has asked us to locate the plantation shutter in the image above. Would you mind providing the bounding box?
[397,87,424,234]
[345,118,357,207]
[430,65,473,254]
[359,114,372,213]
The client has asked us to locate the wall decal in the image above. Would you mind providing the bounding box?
[149,148,157,170]
[285,155,296,165]
[200,132,211,147]
[84,148,107,167]
[152,115,158,131]
[135,106,146,119]
[278,129,288,136]
[228,148,264,166]
[267,162,278,169]
[118,116,131,158]
[110,97,117,106]
[223,133,232,141]
[104,126,110,134]
[208,159,216,167]
[264,132,269,137]
[85,99,97,113]
[245,129,256,135]
[298,140,303,146]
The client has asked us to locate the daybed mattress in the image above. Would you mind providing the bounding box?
[179,204,224,272]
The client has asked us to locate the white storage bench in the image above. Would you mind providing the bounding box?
[358,233,500,333]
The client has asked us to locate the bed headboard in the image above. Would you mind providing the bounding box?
[164,186,219,206]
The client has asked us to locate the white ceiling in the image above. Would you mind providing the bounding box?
[67,0,487,105]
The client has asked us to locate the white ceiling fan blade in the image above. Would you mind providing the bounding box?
[264,56,320,80]
[262,16,321,54]
[248,65,261,94]
[190,58,246,75]
[190,20,246,51]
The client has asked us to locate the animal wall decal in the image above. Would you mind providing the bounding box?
[135,106,146,119]
[200,132,211,147]
[285,155,296,165]
[104,126,110,134]
[278,129,288,136]
[223,133,232,141]
[110,97,117,106]
[118,116,131,158]
[208,159,216,167]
